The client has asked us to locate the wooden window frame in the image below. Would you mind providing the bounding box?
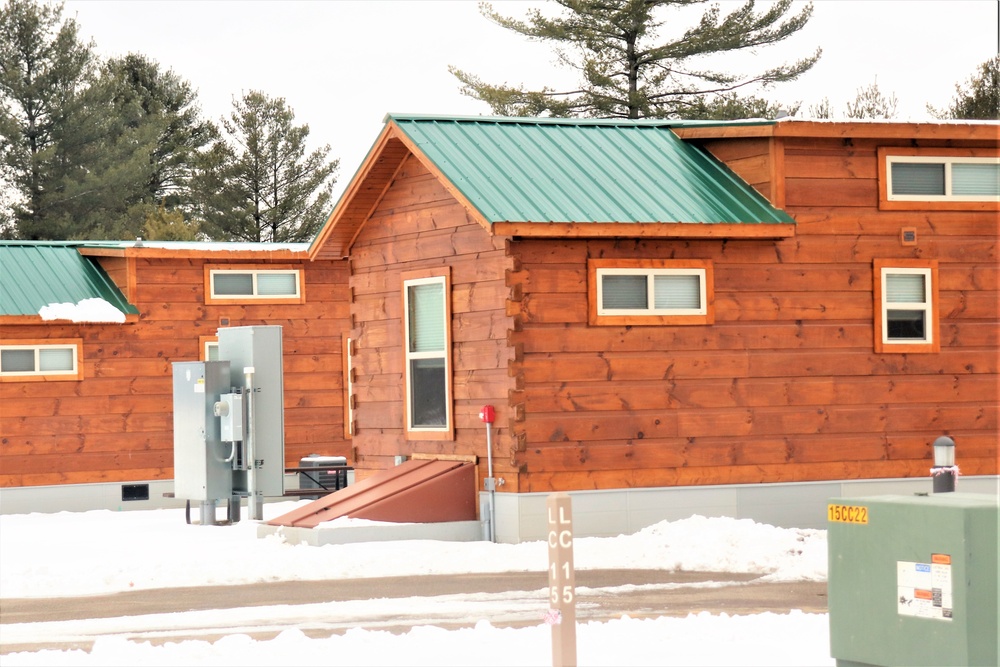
[878,147,1000,211]
[199,336,219,361]
[873,259,940,354]
[588,258,714,326]
[401,268,454,441]
[204,265,305,305]
[342,336,354,439]
[0,339,83,382]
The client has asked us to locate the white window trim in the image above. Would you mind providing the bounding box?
[208,269,302,300]
[880,267,933,346]
[402,274,452,436]
[886,155,1000,202]
[596,267,708,317]
[0,342,80,378]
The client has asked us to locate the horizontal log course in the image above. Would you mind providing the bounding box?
[519,374,998,412]
[1,467,173,488]
[514,321,874,353]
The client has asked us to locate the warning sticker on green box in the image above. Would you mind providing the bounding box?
[897,554,953,621]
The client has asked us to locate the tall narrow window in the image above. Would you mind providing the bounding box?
[402,269,453,439]
[874,260,939,353]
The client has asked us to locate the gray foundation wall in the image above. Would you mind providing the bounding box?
[2,476,997,544]
[482,476,1000,543]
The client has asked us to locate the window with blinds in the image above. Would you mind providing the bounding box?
[874,261,938,353]
[207,268,302,302]
[0,341,82,381]
[597,268,706,316]
[887,156,1000,201]
[402,272,453,437]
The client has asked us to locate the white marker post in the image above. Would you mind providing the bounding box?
[547,492,576,667]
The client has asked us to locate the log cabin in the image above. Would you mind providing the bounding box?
[2,115,997,540]
[0,241,353,509]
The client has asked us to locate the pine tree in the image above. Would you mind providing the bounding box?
[675,93,799,120]
[143,204,201,241]
[450,0,820,119]
[0,0,98,238]
[929,55,1000,120]
[193,91,338,243]
[844,78,897,120]
[101,54,218,214]
[0,1,187,240]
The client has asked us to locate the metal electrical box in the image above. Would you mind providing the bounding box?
[171,325,285,523]
[218,325,284,498]
[172,361,232,502]
[828,492,999,667]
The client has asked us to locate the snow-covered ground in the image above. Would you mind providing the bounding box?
[0,501,833,666]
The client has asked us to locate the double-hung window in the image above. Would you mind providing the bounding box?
[874,260,939,353]
[0,340,83,381]
[589,259,713,326]
[879,148,1000,210]
[402,269,453,439]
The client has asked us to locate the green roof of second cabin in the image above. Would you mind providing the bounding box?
[393,114,790,224]
[0,243,139,319]
[311,114,794,259]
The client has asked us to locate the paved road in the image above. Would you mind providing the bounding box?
[1,570,827,654]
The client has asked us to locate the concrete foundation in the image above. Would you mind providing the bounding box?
[2,476,996,545]
[257,520,482,546]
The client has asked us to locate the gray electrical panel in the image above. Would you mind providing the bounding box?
[171,325,285,523]
[218,325,284,498]
[172,361,232,502]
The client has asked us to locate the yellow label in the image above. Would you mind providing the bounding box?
[828,503,868,524]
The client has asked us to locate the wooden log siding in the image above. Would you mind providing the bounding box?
[346,155,519,483]
[505,134,998,492]
[0,255,353,488]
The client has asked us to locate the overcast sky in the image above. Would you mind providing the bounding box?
[63,0,999,198]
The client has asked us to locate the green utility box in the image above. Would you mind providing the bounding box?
[828,492,998,667]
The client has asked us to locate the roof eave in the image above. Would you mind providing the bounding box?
[672,119,1000,142]
[491,221,795,239]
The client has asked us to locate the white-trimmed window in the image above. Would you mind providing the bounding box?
[0,340,82,381]
[402,269,453,440]
[874,260,939,353]
[199,336,219,361]
[589,259,713,326]
[879,148,1000,211]
[887,155,1000,201]
[205,266,304,303]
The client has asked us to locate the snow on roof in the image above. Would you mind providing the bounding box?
[38,298,127,324]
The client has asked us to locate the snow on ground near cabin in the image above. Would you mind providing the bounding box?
[0,503,826,597]
[0,503,833,666]
[38,298,126,323]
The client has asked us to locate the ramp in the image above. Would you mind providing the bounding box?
[268,458,476,528]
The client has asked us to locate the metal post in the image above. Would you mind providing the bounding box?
[479,405,497,542]
[931,435,957,493]
[245,366,262,520]
[486,422,496,543]
[199,500,216,526]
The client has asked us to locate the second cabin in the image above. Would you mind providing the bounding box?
[308,114,997,538]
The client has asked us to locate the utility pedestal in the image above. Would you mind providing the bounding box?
[828,492,998,667]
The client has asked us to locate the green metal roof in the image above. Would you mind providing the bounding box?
[0,244,139,317]
[388,114,793,225]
